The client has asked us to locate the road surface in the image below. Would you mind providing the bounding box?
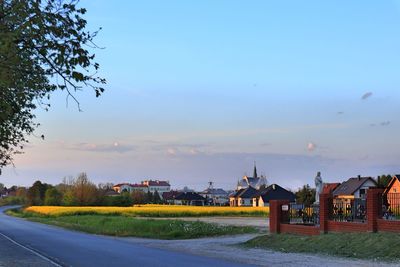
[0,206,254,267]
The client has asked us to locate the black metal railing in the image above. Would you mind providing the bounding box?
[288,203,319,225]
[331,198,366,222]
[382,193,400,220]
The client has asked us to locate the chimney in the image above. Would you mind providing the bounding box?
[358,175,361,180]
[272,184,276,190]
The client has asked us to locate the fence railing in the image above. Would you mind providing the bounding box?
[382,193,400,220]
[331,198,366,222]
[287,203,320,225]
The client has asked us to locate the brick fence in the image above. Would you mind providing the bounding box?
[270,188,400,235]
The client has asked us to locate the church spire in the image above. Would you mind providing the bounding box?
[253,161,258,178]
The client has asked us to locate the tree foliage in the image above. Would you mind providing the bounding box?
[44,187,62,205]
[26,180,51,205]
[0,0,105,170]
[72,172,98,206]
[377,175,392,188]
[295,184,316,206]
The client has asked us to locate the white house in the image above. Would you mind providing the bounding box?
[141,180,171,197]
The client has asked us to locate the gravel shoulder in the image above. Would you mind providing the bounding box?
[126,216,398,267]
[120,233,399,267]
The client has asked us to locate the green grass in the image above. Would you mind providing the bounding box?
[7,209,258,239]
[243,233,400,262]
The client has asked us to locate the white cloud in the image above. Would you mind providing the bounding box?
[71,142,136,153]
[307,142,317,152]
[166,148,177,156]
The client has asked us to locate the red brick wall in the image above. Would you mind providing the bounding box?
[367,188,383,232]
[280,224,320,235]
[319,193,332,234]
[326,221,368,232]
[269,189,400,236]
[377,219,400,233]
[270,200,289,233]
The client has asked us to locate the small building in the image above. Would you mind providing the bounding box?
[229,186,259,207]
[173,192,205,206]
[199,188,229,206]
[252,184,296,207]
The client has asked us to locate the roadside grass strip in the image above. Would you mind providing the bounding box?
[25,205,269,217]
[243,233,400,262]
[7,209,258,239]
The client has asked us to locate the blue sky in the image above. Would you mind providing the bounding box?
[2,0,400,190]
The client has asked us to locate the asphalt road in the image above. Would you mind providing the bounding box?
[0,206,255,267]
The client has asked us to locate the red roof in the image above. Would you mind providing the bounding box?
[113,183,130,188]
[323,183,341,194]
[146,180,170,186]
[131,184,147,188]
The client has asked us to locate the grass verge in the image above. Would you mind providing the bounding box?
[243,233,400,262]
[7,209,258,239]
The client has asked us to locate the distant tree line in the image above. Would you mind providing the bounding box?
[0,173,163,207]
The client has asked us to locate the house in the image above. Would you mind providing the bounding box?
[112,183,149,193]
[229,186,259,207]
[104,189,120,197]
[383,175,400,194]
[322,183,341,194]
[141,180,170,197]
[162,190,181,204]
[113,183,133,193]
[237,163,268,190]
[252,184,296,207]
[383,175,400,212]
[131,184,149,193]
[333,176,377,200]
[199,188,229,206]
[173,192,205,206]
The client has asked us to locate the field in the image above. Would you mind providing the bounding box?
[7,208,258,239]
[25,205,269,217]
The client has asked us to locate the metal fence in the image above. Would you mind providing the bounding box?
[287,203,320,225]
[331,198,366,222]
[382,193,400,220]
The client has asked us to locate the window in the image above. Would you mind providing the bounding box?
[359,189,366,199]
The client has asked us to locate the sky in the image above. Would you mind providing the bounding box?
[2,0,400,190]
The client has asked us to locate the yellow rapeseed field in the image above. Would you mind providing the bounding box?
[25,205,269,217]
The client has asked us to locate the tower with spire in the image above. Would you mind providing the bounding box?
[253,161,258,180]
[236,162,267,190]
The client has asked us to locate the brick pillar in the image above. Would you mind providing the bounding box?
[319,193,332,234]
[269,200,290,234]
[367,188,383,233]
